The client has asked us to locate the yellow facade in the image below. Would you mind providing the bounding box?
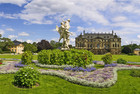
[10,44,24,54]
[134,49,140,55]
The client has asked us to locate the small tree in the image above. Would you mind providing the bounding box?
[101,53,113,64]
[21,51,33,65]
[122,46,132,54]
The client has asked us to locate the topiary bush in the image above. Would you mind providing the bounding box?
[13,66,40,88]
[101,53,113,64]
[21,51,33,65]
[38,49,94,67]
[130,70,140,77]
[117,58,127,64]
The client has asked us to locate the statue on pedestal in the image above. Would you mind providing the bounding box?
[56,19,72,50]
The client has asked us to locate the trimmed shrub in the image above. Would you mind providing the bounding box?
[21,51,33,65]
[101,53,113,64]
[130,70,140,77]
[38,49,94,67]
[117,58,127,64]
[13,66,40,88]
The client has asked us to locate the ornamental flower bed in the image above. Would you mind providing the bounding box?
[15,61,27,67]
[64,67,96,72]
[104,63,117,67]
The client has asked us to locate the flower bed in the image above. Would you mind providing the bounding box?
[36,63,95,69]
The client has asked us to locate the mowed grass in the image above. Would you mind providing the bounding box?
[0,55,37,60]
[0,70,140,94]
[93,55,140,62]
[0,54,140,62]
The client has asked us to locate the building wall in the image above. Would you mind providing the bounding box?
[75,32,121,54]
[10,44,24,54]
[134,50,140,55]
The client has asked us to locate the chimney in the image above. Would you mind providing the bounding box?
[112,30,114,34]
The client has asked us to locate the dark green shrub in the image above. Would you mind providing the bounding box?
[13,66,40,88]
[130,70,140,77]
[21,51,33,65]
[101,53,113,64]
[117,58,127,64]
[37,49,94,67]
[38,50,52,64]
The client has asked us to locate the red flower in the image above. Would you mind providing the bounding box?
[0,63,2,64]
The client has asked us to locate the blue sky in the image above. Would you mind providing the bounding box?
[0,0,140,46]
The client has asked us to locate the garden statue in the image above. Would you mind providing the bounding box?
[56,19,72,50]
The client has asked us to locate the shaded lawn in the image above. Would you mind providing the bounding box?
[0,70,140,94]
[93,55,140,62]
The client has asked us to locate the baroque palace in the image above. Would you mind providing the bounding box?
[75,30,121,54]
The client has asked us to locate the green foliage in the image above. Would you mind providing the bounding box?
[21,51,33,65]
[38,49,94,67]
[117,58,127,64]
[130,70,140,77]
[0,59,3,63]
[23,43,37,53]
[101,53,113,64]
[13,66,40,88]
[50,40,62,49]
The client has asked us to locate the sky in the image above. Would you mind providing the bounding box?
[0,0,140,46]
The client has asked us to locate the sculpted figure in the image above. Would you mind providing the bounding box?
[56,19,72,49]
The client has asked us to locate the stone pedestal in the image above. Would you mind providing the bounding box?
[61,47,70,51]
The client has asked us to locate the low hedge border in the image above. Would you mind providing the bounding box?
[36,63,95,69]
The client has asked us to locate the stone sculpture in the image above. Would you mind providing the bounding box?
[56,19,72,50]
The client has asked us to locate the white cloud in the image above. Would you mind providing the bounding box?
[77,26,95,33]
[18,32,29,36]
[137,35,140,39]
[0,12,18,19]
[112,16,127,22]
[8,35,18,39]
[0,0,27,6]
[17,0,114,25]
[6,28,15,31]
[112,22,140,28]
[0,29,4,35]
[26,39,32,43]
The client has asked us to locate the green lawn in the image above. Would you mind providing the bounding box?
[93,55,140,62]
[0,55,37,60]
[0,54,140,62]
[0,70,140,94]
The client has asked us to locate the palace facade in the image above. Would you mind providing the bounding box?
[75,30,121,54]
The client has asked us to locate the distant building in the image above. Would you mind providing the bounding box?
[9,40,24,54]
[134,48,140,55]
[75,30,121,54]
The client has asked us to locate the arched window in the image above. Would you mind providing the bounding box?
[115,43,117,47]
[113,44,114,47]
[90,44,92,48]
[118,44,119,47]
[97,44,100,48]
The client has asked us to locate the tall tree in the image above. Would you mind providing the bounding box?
[23,43,37,53]
[50,40,62,49]
[37,40,52,51]
[122,46,132,54]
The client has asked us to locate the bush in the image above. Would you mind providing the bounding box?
[101,53,113,64]
[130,70,140,77]
[117,58,127,64]
[13,66,40,88]
[21,51,33,65]
[38,49,94,67]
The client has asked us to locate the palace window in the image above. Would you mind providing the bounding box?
[113,44,114,47]
[118,44,119,47]
[90,44,92,48]
[97,44,100,48]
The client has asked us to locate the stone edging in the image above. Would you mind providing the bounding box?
[35,63,95,68]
